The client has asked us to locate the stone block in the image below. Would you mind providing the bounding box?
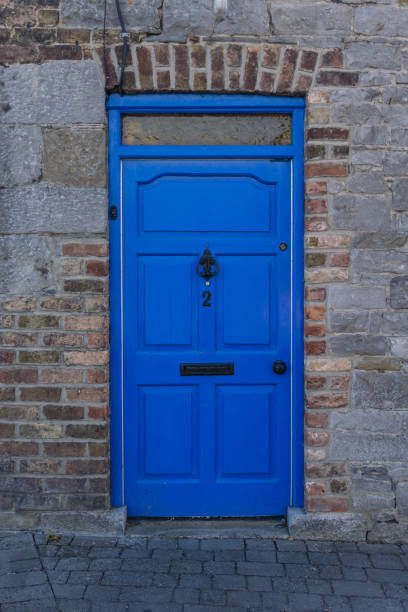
[329,311,369,333]
[390,276,408,309]
[383,105,408,128]
[393,213,408,232]
[329,334,388,356]
[392,179,408,211]
[270,3,351,35]
[353,126,387,146]
[348,172,389,195]
[43,129,106,188]
[0,126,42,188]
[330,430,408,462]
[331,409,404,434]
[351,150,383,167]
[352,469,395,512]
[396,483,408,513]
[40,506,127,535]
[382,312,408,335]
[352,371,408,410]
[332,195,390,231]
[355,357,401,372]
[390,338,408,359]
[215,0,269,35]
[332,104,383,126]
[160,0,215,41]
[345,43,401,70]
[0,236,56,296]
[384,86,408,104]
[328,286,386,310]
[384,153,408,177]
[367,521,408,543]
[61,0,161,31]
[392,129,408,147]
[287,507,367,542]
[354,6,408,37]
[351,232,407,249]
[0,62,105,125]
[0,184,107,234]
[352,250,408,275]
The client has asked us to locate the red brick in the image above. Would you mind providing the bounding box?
[330,479,349,494]
[305,430,329,446]
[39,45,82,61]
[321,49,343,68]
[229,71,240,90]
[316,71,358,87]
[301,50,318,71]
[305,323,326,337]
[295,73,313,93]
[305,481,326,496]
[306,341,326,355]
[263,45,278,68]
[43,333,83,347]
[86,260,108,277]
[0,369,38,384]
[19,459,62,474]
[306,144,325,161]
[65,316,107,331]
[40,369,83,384]
[330,253,349,267]
[39,297,82,311]
[88,334,108,348]
[305,305,325,321]
[0,423,15,438]
[88,406,108,420]
[259,72,274,93]
[305,288,326,302]
[305,198,327,214]
[157,71,171,90]
[20,387,61,402]
[0,315,15,328]
[305,181,327,195]
[308,127,349,141]
[66,388,108,403]
[87,369,108,384]
[244,47,259,91]
[114,44,132,67]
[89,478,108,492]
[89,442,108,457]
[305,217,328,232]
[66,460,107,475]
[0,442,38,456]
[306,463,347,478]
[43,477,87,492]
[1,332,37,347]
[65,424,106,439]
[305,412,328,428]
[277,48,298,92]
[57,29,91,44]
[43,405,84,420]
[19,351,59,364]
[306,497,348,512]
[154,44,170,66]
[64,279,105,293]
[136,46,153,89]
[0,388,15,401]
[97,47,118,90]
[306,163,348,178]
[62,259,82,276]
[44,442,86,457]
[0,45,37,64]
[64,351,108,366]
[306,376,326,390]
[228,44,242,67]
[62,244,108,257]
[211,46,225,90]
[175,45,189,89]
[0,351,16,363]
[307,393,348,409]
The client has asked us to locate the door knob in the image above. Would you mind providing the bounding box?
[272,360,287,375]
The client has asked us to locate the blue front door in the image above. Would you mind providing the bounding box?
[122,159,292,517]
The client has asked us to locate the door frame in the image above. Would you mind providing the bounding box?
[107,93,305,512]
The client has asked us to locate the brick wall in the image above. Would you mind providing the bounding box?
[1,0,408,540]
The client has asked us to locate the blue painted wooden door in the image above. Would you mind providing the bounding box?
[123,159,291,517]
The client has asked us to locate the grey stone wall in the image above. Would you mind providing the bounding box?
[1,0,408,540]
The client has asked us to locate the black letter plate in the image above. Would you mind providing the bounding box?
[180,363,234,376]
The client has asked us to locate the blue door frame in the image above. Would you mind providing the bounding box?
[107,93,305,512]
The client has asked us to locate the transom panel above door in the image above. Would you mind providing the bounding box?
[108,93,305,518]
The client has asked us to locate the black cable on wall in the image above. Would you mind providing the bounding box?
[114,0,129,95]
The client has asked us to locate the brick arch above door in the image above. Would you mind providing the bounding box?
[96,41,359,96]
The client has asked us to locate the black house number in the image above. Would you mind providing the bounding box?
[202,291,212,307]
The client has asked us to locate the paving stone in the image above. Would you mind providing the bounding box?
[287,592,323,610]
[0,571,47,588]
[262,592,289,609]
[58,600,91,611]
[53,584,86,599]
[199,589,225,605]
[236,561,285,576]
[173,587,199,603]
[333,580,384,597]
[68,571,103,585]
[0,584,54,604]
[307,578,333,594]
[367,568,408,584]
[351,597,403,612]
[370,553,405,569]
[342,567,367,581]
[247,575,272,591]
[101,571,153,586]
[308,552,341,566]
[286,563,320,578]
[323,595,353,612]
[212,574,246,590]
[338,553,372,568]
[272,577,308,593]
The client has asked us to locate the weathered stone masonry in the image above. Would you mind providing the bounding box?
[1,0,408,539]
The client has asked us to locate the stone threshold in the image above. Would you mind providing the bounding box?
[126,517,289,540]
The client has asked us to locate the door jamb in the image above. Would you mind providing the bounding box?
[107,93,305,511]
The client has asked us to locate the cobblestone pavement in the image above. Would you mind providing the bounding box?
[1,530,408,612]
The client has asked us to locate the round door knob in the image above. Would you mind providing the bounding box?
[272,360,287,375]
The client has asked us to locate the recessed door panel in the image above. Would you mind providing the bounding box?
[122,159,292,517]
